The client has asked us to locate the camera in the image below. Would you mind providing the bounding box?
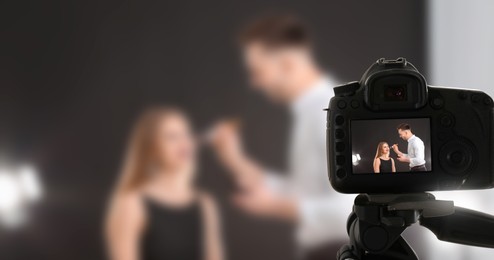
[327,57,494,194]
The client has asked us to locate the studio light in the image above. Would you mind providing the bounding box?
[18,165,43,202]
[0,164,42,228]
[352,153,361,166]
[0,171,23,214]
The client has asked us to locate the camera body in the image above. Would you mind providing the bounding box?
[327,58,494,194]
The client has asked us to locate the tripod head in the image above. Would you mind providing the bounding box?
[337,193,494,260]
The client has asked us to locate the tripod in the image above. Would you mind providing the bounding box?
[337,193,494,260]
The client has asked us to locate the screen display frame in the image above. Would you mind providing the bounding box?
[349,117,433,175]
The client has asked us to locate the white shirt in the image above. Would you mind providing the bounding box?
[403,135,426,168]
[265,77,353,251]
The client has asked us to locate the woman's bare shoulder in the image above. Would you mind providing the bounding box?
[111,190,146,217]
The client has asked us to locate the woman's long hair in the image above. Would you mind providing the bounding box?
[113,106,184,196]
[374,142,388,159]
[105,107,185,252]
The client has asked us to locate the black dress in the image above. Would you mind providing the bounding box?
[379,158,393,173]
[141,198,203,260]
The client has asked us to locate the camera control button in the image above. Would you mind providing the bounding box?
[439,114,454,128]
[431,97,444,109]
[337,100,347,109]
[336,168,347,179]
[449,151,464,164]
[439,140,476,176]
[335,115,345,125]
[336,142,346,152]
[471,94,481,103]
[351,100,360,109]
[335,129,345,139]
[336,155,345,165]
[484,97,493,106]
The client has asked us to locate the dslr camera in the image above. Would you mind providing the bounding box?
[327,57,494,194]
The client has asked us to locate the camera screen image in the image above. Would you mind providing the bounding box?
[350,118,432,174]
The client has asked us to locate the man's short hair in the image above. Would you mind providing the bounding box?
[238,13,312,49]
[397,123,411,131]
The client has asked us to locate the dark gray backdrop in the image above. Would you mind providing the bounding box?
[351,118,432,173]
[0,0,426,259]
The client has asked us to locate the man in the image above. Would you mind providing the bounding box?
[391,123,427,171]
[209,14,350,259]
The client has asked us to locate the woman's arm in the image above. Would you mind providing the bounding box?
[391,158,396,172]
[200,193,224,260]
[373,158,380,173]
[105,192,145,260]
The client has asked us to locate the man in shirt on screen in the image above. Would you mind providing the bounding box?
[208,14,351,259]
[391,123,427,171]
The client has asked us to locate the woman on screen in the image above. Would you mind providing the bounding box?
[105,107,223,260]
[373,142,396,173]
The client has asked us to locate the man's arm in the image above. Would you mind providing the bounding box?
[393,144,411,163]
[208,121,265,189]
[220,149,266,189]
[392,144,406,157]
[232,188,298,222]
[208,120,297,221]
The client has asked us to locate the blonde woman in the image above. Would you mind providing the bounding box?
[373,142,396,173]
[105,107,223,260]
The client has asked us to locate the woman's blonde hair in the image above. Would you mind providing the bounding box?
[374,142,389,159]
[113,106,186,195]
[105,107,189,256]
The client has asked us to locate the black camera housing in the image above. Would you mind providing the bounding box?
[327,58,494,194]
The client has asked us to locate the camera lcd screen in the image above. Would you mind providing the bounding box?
[350,118,432,174]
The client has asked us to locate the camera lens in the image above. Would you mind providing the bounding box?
[384,85,407,101]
